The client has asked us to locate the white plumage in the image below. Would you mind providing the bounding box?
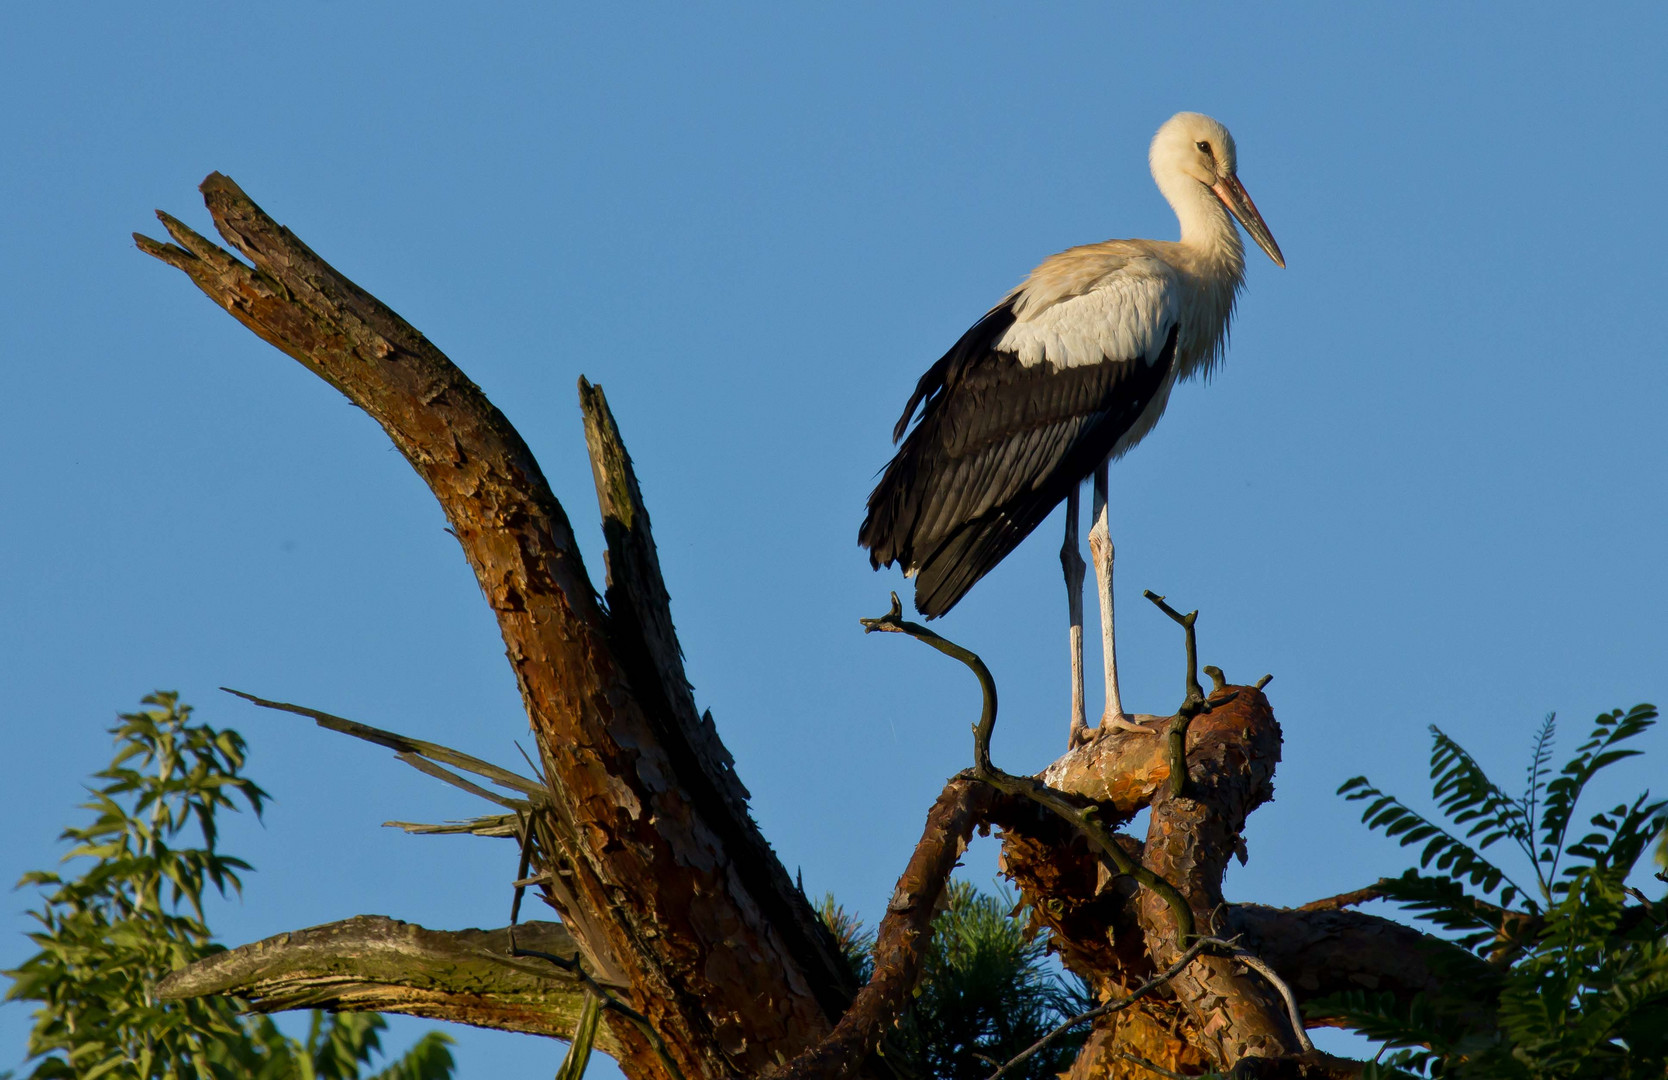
[999,260,1177,371]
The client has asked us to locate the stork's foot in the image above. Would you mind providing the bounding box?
[1103,710,1158,734]
[1103,709,1164,735]
[1068,711,1161,748]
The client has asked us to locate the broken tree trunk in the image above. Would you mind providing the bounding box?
[137,175,853,1080]
[137,175,1497,1080]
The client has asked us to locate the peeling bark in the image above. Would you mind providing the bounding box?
[578,379,856,1026]
[1130,686,1300,1068]
[775,778,992,1080]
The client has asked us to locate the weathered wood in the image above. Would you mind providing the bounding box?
[1128,686,1301,1068]
[578,379,855,1023]
[1039,696,1264,812]
[157,916,620,1050]
[1229,904,1495,1032]
[1003,696,1491,1076]
[137,175,838,1080]
[1002,687,1305,1074]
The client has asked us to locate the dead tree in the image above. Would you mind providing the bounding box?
[137,176,1484,1080]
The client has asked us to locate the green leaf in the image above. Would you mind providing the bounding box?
[4,692,457,1080]
[1336,702,1668,1078]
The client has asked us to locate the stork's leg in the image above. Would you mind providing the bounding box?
[1090,461,1149,734]
[1062,484,1089,749]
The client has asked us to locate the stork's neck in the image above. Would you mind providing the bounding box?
[1155,170,1246,381]
[1164,176,1245,283]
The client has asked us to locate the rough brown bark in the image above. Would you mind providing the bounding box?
[775,778,993,1080]
[1130,687,1299,1067]
[578,379,856,1026]
[994,802,1212,1079]
[137,176,845,1080]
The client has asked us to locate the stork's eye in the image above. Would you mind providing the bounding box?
[1195,140,1213,156]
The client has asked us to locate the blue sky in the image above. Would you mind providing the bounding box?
[4,4,1665,1074]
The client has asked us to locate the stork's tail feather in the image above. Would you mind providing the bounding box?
[857,502,904,572]
[910,511,1030,618]
[858,441,925,572]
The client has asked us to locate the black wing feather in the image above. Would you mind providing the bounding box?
[890,300,1019,442]
[860,321,1178,618]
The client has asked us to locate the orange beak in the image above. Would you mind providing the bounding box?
[1213,175,1285,268]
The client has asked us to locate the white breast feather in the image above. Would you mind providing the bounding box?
[996,260,1179,370]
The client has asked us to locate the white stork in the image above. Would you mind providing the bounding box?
[859,111,1284,747]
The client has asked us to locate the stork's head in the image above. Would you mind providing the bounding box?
[1150,112,1284,268]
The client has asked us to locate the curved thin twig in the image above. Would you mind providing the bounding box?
[1142,592,1237,797]
[771,776,989,1080]
[862,593,1197,943]
[1143,592,1206,710]
[1230,952,1315,1055]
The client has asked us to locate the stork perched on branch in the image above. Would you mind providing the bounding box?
[859,111,1284,748]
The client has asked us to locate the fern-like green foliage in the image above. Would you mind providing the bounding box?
[820,882,1089,1080]
[1331,704,1667,1079]
[3,693,455,1080]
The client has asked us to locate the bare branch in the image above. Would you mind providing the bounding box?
[383,814,522,837]
[1296,885,1385,913]
[157,916,617,1048]
[578,380,855,1023]
[773,777,992,1080]
[1228,904,1495,1032]
[222,688,545,799]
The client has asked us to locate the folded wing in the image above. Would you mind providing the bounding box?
[860,256,1180,617]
